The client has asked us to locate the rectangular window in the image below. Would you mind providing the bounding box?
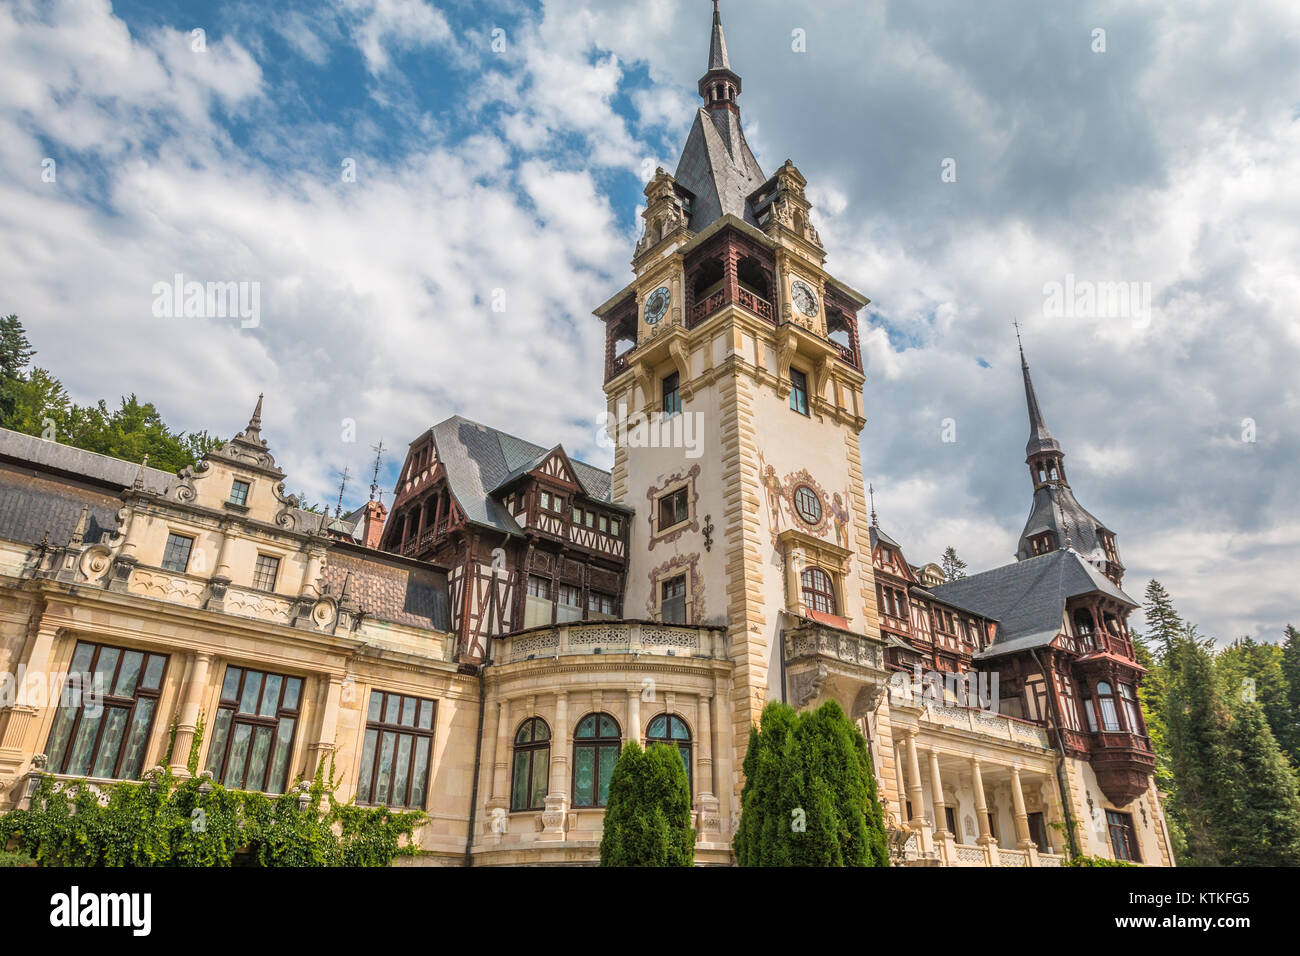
[790,368,809,415]
[573,506,584,526]
[540,491,551,512]
[586,592,617,619]
[205,666,302,794]
[662,372,681,417]
[661,575,687,624]
[44,641,168,781]
[944,806,957,837]
[252,554,280,591]
[657,487,689,530]
[229,479,250,506]
[356,690,435,810]
[1119,683,1142,734]
[524,575,553,628]
[161,533,194,573]
[610,517,621,537]
[598,515,609,534]
[557,584,583,623]
[1106,810,1141,862]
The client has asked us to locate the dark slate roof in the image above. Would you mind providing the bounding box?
[429,417,620,537]
[675,109,765,231]
[869,525,902,551]
[929,549,1136,659]
[0,427,173,494]
[0,465,121,548]
[321,550,450,632]
[1017,484,1113,564]
[0,427,335,536]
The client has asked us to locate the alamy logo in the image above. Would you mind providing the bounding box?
[49,886,151,936]
[888,664,999,713]
[151,273,260,328]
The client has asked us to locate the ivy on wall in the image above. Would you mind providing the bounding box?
[0,758,425,868]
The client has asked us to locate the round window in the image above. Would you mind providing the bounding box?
[794,485,823,525]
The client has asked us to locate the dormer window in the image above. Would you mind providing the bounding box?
[229,479,250,507]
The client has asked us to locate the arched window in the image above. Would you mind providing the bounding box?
[801,567,836,615]
[1096,682,1121,732]
[511,718,550,811]
[646,714,692,792]
[572,713,621,808]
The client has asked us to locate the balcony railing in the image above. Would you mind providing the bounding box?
[499,620,727,663]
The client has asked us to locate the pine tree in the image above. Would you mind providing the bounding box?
[0,314,34,380]
[734,699,887,867]
[1280,625,1300,766]
[1142,580,1183,662]
[1164,629,1226,866]
[1214,694,1300,866]
[1217,636,1294,768]
[940,546,967,581]
[598,741,694,866]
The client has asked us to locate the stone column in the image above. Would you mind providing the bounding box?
[928,749,948,836]
[0,622,61,777]
[905,730,932,854]
[695,693,720,843]
[489,698,512,813]
[627,688,642,747]
[168,652,211,778]
[970,758,997,865]
[540,692,569,841]
[1010,766,1035,851]
[304,674,342,781]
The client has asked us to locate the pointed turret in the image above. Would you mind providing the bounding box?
[676,0,765,231]
[1013,334,1124,582]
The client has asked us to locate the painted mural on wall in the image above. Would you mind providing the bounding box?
[758,450,851,549]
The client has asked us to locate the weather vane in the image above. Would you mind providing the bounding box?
[369,439,385,503]
[334,466,352,518]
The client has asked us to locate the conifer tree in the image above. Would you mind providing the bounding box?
[734,699,887,867]
[598,741,694,867]
[1279,625,1300,766]
[940,546,967,581]
[1214,694,1300,866]
[1164,630,1226,866]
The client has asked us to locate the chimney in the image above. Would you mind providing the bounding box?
[361,499,387,550]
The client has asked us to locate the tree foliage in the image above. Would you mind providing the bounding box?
[0,314,221,472]
[598,741,694,866]
[940,546,967,581]
[734,699,888,867]
[0,760,423,868]
[1149,580,1300,867]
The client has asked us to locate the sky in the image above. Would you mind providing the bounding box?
[1,0,1297,645]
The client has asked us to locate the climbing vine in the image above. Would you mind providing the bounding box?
[0,756,424,867]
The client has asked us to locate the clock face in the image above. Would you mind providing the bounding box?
[791,279,820,318]
[645,287,671,325]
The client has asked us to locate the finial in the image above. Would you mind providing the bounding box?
[250,392,264,429]
[335,466,352,518]
[69,505,89,547]
[133,454,149,491]
[1014,318,1026,363]
[369,439,385,503]
[869,483,878,527]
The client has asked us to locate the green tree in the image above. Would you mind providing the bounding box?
[734,699,888,867]
[598,741,694,866]
[1213,694,1300,866]
[1279,625,1300,766]
[0,314,34,380]
[940,546,967,581]
[1143,580,1183,662]
[1165,629,1226,866]
[1217,636,1294,767]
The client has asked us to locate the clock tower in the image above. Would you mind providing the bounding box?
[596,2,896,811]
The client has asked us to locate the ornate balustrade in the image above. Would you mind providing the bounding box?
[499,620,727,664]
[914,699,1052,749]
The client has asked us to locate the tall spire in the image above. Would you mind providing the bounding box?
[698,0,742,114]
[708,1,730,72]
[1015,324,1060,459]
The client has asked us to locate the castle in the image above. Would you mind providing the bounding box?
[0,4,1172,866]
